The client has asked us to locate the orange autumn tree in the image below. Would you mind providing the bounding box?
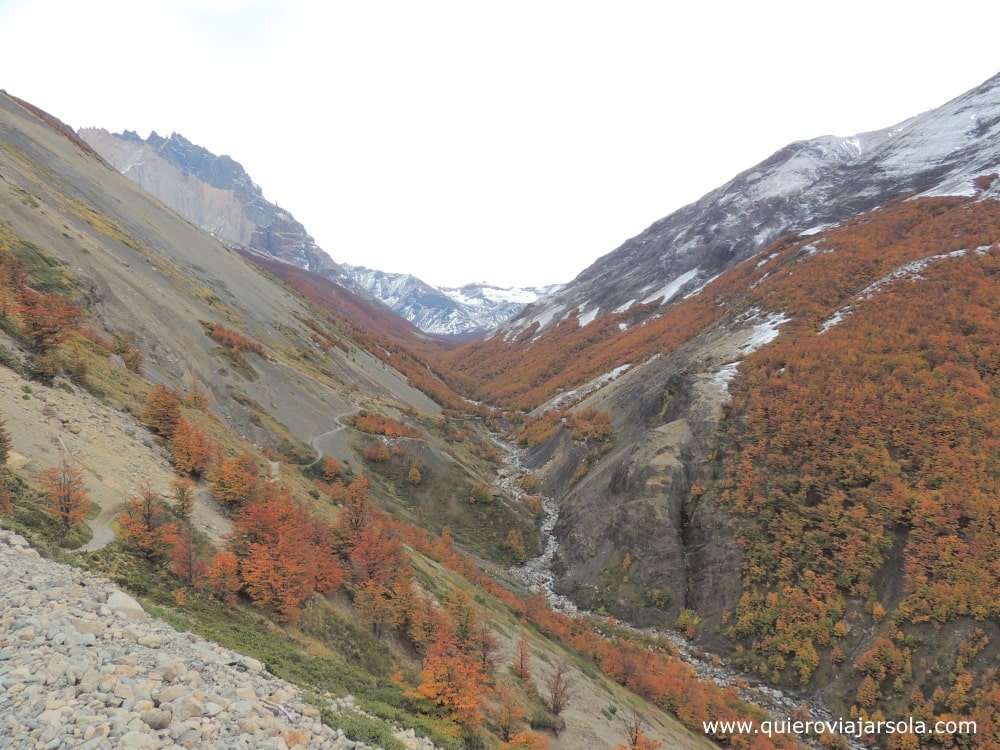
[40,460,91,534]
[143,384,182,438]
[185,378,208,410]
[170,418,212,477]
[503,732,550,750]
[493,685,526,742]
[231,485,343,621]
[617,713,662,750]
[203,550,241,605]
[347,522,406,586]
[615,729,661,750]
[332,477,414,641]
[208,452,259,506]
[363,440,390,462]
[473,620,499,674]
[331,476,373,546]
[321,456,342,481]
[416,632,487,730]
[407,462,422,485]
[405,594,450,653]
[18,287,81,352]
[207,322,264,355]
[118,484,178,559]
[171,477,195,522]
[351,410,421,438]
[354,578,407,640]
[170,524,204,586]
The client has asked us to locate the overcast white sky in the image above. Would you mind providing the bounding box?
[2,1,999,287]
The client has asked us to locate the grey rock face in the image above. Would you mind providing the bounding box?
[78,129,340,278]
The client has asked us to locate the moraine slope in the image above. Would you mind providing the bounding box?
[0,530,435,750]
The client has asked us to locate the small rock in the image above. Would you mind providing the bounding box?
[106,591,145,619]
[156,684,188,704]
[170,695,204,722]
[140,708,172,730]
[119,730,158,749]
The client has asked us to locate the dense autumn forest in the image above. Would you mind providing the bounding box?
[710,199,1000,748]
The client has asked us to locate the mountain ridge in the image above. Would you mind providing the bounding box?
[78,128,548,335]
[500,71,1000,339]
[337,262,561,335]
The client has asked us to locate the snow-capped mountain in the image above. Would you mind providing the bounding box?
[503,71,1000,337]
[79,128,548,335]
[337,264,560,336]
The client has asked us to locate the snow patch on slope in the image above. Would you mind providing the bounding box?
[641,268,700,304]
[538,364,632,413]
[708,310,791,398]
[800,222,838,237]
[819,249,973,332]
[710,362,741,391]
[683,272,723,299]
[739,310,791,353]
[578,306,600,327]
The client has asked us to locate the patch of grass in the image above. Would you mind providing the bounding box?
[0,469,92,554]
[298,598,394,678]
[0,220,74,294]
[67,199,138,249]
[320,709,406,750]
[352,697,462,750]
[0,344,22,372]
[360,438,538,566]
[69,337,150,414]
[211,345,257,381]
[528,707,566,736]
[9,184,40,209]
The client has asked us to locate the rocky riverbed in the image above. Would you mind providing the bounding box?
[0,530,433,750]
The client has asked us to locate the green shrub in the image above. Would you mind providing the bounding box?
[320,709,405,750]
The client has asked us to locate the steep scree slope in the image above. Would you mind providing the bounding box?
[0,529,430,750]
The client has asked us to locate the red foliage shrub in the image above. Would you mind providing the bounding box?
[207,322,264,355]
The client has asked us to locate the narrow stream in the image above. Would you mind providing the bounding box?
[491,432,861,749]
